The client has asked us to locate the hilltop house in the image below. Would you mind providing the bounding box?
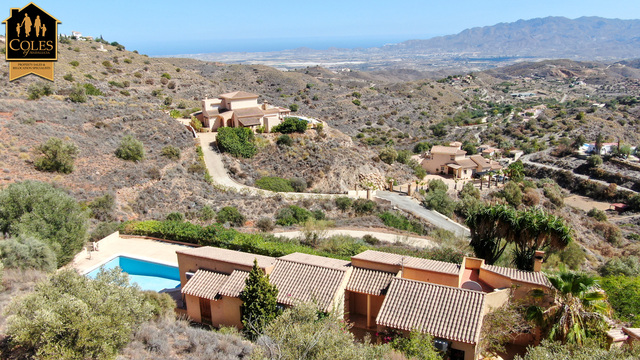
[192,91,290,133]
[177,247,552,360]
[421,143,502,179]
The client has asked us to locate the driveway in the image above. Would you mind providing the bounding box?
[375,191,471,238]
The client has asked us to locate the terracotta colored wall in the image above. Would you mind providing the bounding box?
[402,267,458,287]
[351,258,400,273]
[177,252,274,287]
[185,294,201,322]
[211,297,243,329]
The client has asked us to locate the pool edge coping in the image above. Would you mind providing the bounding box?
[81,253,179,275]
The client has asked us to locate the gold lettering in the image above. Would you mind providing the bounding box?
[9,39,20,51]
[45,41,54,51]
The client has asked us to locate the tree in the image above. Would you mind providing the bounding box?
[217,127,257,158]
[5,269,154,360]
[0,235,57,272]
[423,179,456,217]
[216,206,245,227]
[288,104,299,112]
[272,117,307,134]
[257,302,388,360]
[240,259,280,340]
[572,134,586,150]
[34,137,79,174]
[507,160,525,182]
[390,330,442,360]
[335,197,353,213]
[528,271,609,345]
[462,142,478,155]
[587,154,603,168]
[595,133,604,154]
[115,135,145,161]
[465,205,573,269]
[0,181,88,266]
[413,141,431,154]
[500,181,523,207]
[379,147,398,164]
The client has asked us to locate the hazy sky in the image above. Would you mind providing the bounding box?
[5,0,640,55]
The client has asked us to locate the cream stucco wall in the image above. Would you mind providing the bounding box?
[226,98,258,110]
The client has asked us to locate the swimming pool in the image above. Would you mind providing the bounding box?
[86,256,181,292]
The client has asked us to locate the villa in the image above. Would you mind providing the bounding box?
[177,247,552,360]
[192,91,291,133]
[421,143,502,179]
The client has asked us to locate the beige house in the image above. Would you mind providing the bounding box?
[193,91,291,132]
[421,143,502,180]
[178,247,552,360]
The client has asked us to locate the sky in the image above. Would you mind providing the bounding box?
[4,0,640,55]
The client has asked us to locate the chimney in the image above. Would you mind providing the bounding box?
[262,100,269,110]
[533,250,545,272]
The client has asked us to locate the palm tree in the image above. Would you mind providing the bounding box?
[528,270,610,345]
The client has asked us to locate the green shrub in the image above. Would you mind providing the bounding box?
[115,135,145,161]
[166,212,184,222]
[0,235,57,272]
[0,181,88,266]
[102,60,112,68]
[161,72,171,79]
[413,141,431,154]
[277,134,293,146]
[89,193,115,221]
[396,150,412,164]
[335,197,353,212]
[256,176,294,192]
[5,269,154,360]
[599,276,640,326]
[108,80,125,88]
[216,127,257,158]
[599,256,640,277]
[352,99,361,106]
[216,206,245,227]
[27,82,54,100]
[89,222,121,241]
[500,181,523,207]
[378,211,424,235]
[276,205,313,226]
[352,199,376,215]
[34,137,78,174]
[198,206,215,221]
[587,154,603,168]
[123,58,132,64]
[69,60,79,67]
[141,291,175,318]
[587,208,607,221]
[68,84,87,103]
[379,147,398,164]
[391,330,441,360]
[83,83,104,96]
[63,73,74,81]
[289,104,299,112]
[160,145,181,160]
[423,180,456,217]
[289,177,307,192]
[272,117,307,134]
[312,209,326,220]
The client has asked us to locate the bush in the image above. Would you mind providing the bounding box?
[289,177,307,192]
[5,269,154,360]
[256,217,274,232]
[256,176,294,192]
[198,206,215,222]
[523,188,540,206]
[161,72,171,79]
[34,137,78,174]
[115,135,145,161]
[166,212,184,222]
[600,276,640,327]
[272,117,307,134]
[396,150,412,164]
[0,235,57,272]
[515,339,640,359]
[216,206,245,227]
[276,134,293,146]
[102,60,112,68]
[27,82,54,100]
[599,256,640,277]
[89,193,115,221]
[0,181,88,266]
[500,181,523,207]
[352,99,361,106]
[335,197,353,212]
[69,60,79,67]
[275,205,313,226]
[378,211,424,235]
[413,141,431,154]
[352,199,376,215]
[68,84,87,103]
[391,330,441,360]
[63,73,74,81]
[587,154,603,168]
[379,147,398,164]
[543,186,564,207]
[160,145,181,160]
[587,208,607,221]
[216,127,257,158]
[89,222,121,241]
[83,83,104,96]
[423,179,456,217]
[289,103,299,112]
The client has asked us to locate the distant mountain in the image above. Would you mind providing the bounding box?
[383,16,640,60]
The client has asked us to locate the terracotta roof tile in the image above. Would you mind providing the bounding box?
[470,155,490,168]
[181,269,228,300]
[279,252,350,270]
[238,117,262,126]
[219,91,259,99]
[352,250,459,275]
[176,247,276,269]
[269,259,349,312]
[346,267,397,296]
[430,145,466,155]
[482,265,552,287]
[234,107,264,118]
[452,158,477,169]
[376,278,485,344]
[218,270,250,298]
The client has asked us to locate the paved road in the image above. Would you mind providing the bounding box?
[375,191,471,238]
[520,153,637,194]
[272,229,436,248]
[198,132,340,199]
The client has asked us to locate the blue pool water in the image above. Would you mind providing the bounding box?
[86,256,180,292]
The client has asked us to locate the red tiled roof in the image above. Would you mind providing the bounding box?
[218,270,250,298]
[352,250,460,275]
[279,252,350,270]
[376,278,486,344]
[176,247,276,269]
[269,259,349,312]
[346,267,397,296]
[470,155,491,168]
[181,269,228,300]
[482,265,552,287]
[219,91,259,100]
